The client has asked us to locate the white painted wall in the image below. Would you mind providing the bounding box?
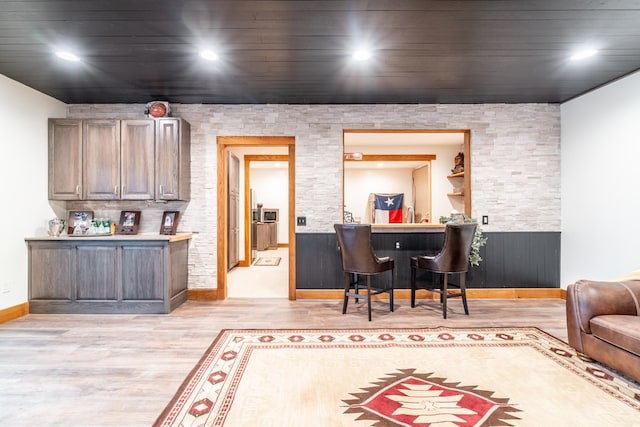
[0,75,67,311]
[344,168,413,222]
[561,70,640,287]
[251,167,289,244]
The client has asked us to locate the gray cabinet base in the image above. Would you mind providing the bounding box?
[27,238,189,314]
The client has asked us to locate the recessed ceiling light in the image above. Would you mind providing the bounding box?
[353,48,372,61]
[200,50,218,61]
[55,51,80,62]
[570,49,598,61]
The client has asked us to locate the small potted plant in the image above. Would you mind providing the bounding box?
[439,214,487,266]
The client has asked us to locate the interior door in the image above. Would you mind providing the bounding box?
[227,152,240,270]
[412,163,431,223]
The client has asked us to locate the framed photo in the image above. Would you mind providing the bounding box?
[118,210,141,235]
[68,210,93,235]
[160,211,180,235]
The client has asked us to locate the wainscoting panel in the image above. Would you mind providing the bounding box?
[296,231,561,290]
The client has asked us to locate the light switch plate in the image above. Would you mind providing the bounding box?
[297,216,307,226]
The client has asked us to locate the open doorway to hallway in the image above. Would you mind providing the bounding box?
[228,154,289,298]
[216,136,296,300]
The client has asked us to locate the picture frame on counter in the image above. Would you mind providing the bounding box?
[68,210,93,235]
[160,211,180,235]
[118,210,141,235]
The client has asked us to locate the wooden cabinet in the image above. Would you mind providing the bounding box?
[48,119,83,200]
[48,118,190,201]
[29,243,74,299]
[26,236,190,314]
[254,222,278,251]
[121,120,155,200]
[83,120,121,200]
[121,245,164,300]
[76,245,118,299]
[156,118,191,201]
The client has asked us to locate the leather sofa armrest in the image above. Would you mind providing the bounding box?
[566,280,640,351]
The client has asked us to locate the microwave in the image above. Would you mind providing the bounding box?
[261,208,279,223]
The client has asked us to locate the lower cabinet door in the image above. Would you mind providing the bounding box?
[76,246,118,300]
[121,245,164,300]
[29,245,73,300]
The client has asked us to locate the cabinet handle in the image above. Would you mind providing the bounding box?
[159,184,163,195]
[75,185,80,195]
[114,185,118,195]
[122,185,126,195]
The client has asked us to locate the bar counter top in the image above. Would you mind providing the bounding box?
[371,223,445,233]
[25,232,192,243]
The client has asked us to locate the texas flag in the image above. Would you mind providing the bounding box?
[374,193,404,224]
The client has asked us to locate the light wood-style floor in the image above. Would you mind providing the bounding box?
[0,297,567,426]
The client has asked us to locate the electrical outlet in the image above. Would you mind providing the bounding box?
[1,281,10,294]
[296,216,307,226]
[395,241,400,249]
[482,215,489,225]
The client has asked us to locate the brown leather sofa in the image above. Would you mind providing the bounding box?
[566,280,640,383]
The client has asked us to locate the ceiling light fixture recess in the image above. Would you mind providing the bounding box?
[200,50,218,61]
[55,51,80,62]
[570,49,598,61]
[353,48,372,61]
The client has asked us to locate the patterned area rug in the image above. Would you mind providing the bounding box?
[154,328,640,426]
[254,257,281,266]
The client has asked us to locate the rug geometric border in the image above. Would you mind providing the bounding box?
[154,327,640,426]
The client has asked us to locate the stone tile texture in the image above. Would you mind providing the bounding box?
[67,103,560,288]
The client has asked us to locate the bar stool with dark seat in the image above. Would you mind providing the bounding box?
[410,222,476,319]
[334,223,395,321]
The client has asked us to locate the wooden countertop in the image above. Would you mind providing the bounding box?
[371,223,445,232]
[25,233,193,243]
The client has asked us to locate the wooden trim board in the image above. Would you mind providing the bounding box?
[186,288,567,302]
[0,302,29,324]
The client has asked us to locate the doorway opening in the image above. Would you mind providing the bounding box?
[216,136,296,300]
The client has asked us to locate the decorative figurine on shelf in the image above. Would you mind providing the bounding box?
[451,151,464,174]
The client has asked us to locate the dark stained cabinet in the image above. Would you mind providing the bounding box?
[48,118,190,201]
[26,236,191,314]
[156,118,191,201]
[121,120,155,200]
[29,243,73,300]
[48,119,83,200]
[75,245,118,299]
[121,245,164,300]
[83,120,121,200]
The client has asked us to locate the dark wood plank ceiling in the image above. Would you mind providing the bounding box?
[1,0,639,104]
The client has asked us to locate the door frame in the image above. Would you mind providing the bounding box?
[240,154,289,267]
[216,136,296,300]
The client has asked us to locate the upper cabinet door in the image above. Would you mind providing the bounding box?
[48,119,83,200]
[156,118,190,201]
[121,120,155,200]
[83,120,121,200]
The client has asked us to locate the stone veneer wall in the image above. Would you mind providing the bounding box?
[67,103,560,289]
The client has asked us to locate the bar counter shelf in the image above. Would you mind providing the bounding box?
[25,233,192,314]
